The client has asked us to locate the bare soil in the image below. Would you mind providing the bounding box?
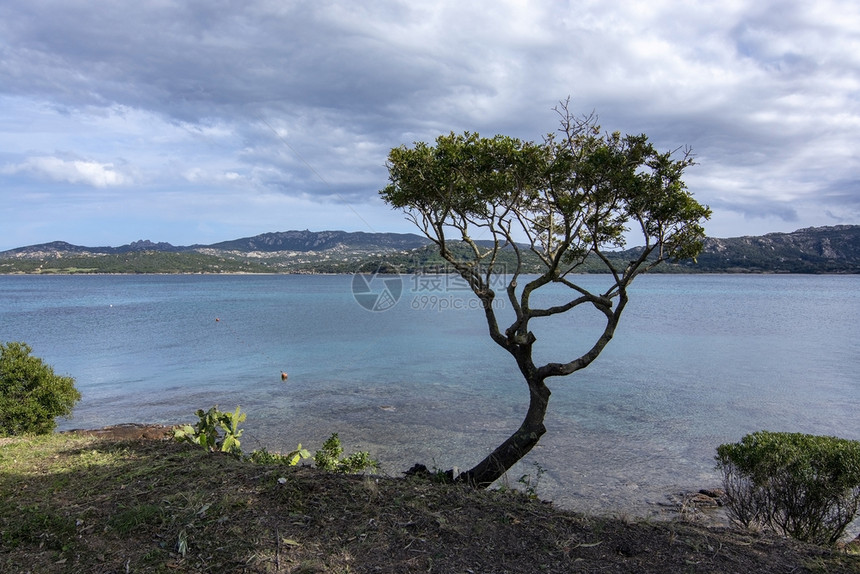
[1,426,858,573]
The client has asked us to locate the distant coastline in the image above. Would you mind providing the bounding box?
[1,225,858,275]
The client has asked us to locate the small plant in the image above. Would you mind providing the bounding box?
[313,433,378,474]
[248,445,311,466]
[716,431,860,546]
[517,462,546,500]
[0,341,81,436]
[174,408,373,476]
[174,405,246,455]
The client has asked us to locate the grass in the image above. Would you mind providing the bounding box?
[1,430,858,573]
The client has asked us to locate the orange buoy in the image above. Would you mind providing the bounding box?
[280,371,288,381]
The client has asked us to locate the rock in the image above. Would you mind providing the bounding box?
[697,488,726,506]
[687,493,721,508]
[404,463,431,477]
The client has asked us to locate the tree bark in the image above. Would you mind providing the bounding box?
[458,377,551,488]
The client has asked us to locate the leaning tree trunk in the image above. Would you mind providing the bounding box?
[457,377,551,488]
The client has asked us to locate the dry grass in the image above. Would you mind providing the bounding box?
[1,429,858,573]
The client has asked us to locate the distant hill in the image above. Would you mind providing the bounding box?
[207,230,429,253]
[0,226,857,274]
[0,230,431,274]
[665,225,860,273]
[0,231,429,258]
[0,239,191,257]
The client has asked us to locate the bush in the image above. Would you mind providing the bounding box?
[0,342,81,436]
[716,431,860,545]
[173,406,246,455]
[248,446,310,466]
[313,433,378,474]
[174,407,374,474]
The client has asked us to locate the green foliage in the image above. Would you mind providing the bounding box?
[248,446,311,466]
[380,103,711,274]
[0,341,81,436]
[312,432,344,471]
[716,431,860,546]
[173,406,246,455]
[174,407,372,477]
[313,433,378,474]
[517,462,547,500]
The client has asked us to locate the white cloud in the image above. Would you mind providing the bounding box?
[3,156,129,187]
[0,0,858,249]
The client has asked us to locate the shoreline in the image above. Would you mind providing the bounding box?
[5,431,856,573]
[57,422,730,527]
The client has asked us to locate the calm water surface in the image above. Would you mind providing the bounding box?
[1,273,858,520]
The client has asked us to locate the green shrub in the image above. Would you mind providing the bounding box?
[0,342,81,436]
[716,431,860,545]
[173,406,246,454]
[248,446,311,466]
[313,433,378,474]
[173,407,372,475]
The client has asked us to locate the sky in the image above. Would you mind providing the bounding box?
[1,1,859,252]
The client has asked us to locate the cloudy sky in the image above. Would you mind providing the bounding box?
[1,1,858,251]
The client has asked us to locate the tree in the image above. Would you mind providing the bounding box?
[380,100,711,487]
[0,341,81,435]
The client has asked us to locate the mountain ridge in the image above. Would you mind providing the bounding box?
[0,230,431,258]
[1,225,858,274]
[666,224,860,273]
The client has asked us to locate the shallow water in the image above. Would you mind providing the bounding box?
[1,273,858,521]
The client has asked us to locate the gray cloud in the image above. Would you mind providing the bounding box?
[707,196,799,222]
[0,0,858,249]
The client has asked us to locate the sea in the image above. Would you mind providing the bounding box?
[1,273,858,522]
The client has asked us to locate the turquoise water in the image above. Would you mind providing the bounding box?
[1,273,858,518]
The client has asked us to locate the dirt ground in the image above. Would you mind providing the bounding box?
[1,426,858,573]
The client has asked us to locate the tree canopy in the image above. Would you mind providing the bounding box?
[380,100,711,487]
